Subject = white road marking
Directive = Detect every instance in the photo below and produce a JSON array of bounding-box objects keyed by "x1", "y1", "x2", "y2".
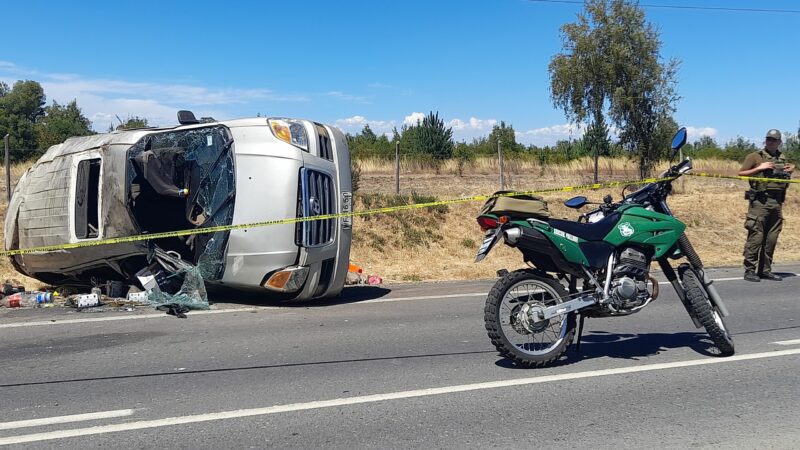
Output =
[
  {"x1": 0, "y1": 308, "x2": 263, "y2": 329},
  {"x1": 772, "y1": 339, "x2": 800, "y2": 346},
  {"x1": 1, "y1": 348, "x2": 798, "y2": 446},
  {"x1": 0, "y1": 409, "x2": 135, "y2": 431},
  {"x1": 657, "y1": 276, "x2": 744, "y2": 285},
  {"x1": 358, "y1": 292, "x2": 486, "y2": 303}
]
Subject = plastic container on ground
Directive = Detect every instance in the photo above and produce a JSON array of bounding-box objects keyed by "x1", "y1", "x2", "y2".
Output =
[{"x1": 1, "y1": 291, "x2": 53, "y2": 308}]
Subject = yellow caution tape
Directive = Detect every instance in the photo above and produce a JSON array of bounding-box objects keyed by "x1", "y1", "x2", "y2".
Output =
[
  {"x1": 689, "y1": 172, "x2": 800, "y2": 184},
  {"x1": 0, "y1": 176, "x2": 674, "y2": 257}
]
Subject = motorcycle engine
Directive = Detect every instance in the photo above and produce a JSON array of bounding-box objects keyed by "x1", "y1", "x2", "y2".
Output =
[{"x1": 608, "y1": 248, "x2": 652, "y2": 311}]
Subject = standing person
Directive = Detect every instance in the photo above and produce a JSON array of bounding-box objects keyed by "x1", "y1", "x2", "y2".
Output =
[{"x1": 738, "y1": 129, "x2": 795, "y2": 282}]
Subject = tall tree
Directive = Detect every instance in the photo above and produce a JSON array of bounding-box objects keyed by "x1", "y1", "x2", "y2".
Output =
[
  {"x1": 582, "y1": 116, "x2": 610, "y2": 181},
  {"x1": 549, "y1": 0, "x2": 679, "y2": 178},
  {"x1": 35, "y1": 100, "x2": 95, "y2": 149},
  {"x1": 416, "y1": 111, "x2": 454, "y2": 162},
  {"x1": 0, "y1": 80, "x2": 46, "y2": 152},
  {"x1": 488, "y1": 121, "x2": 521, "y2": 154}
]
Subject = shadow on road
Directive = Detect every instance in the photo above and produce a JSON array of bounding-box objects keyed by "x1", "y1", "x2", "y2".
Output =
[
  {"x1": 773, "y1": 272, "x2": 797, "y2": 279},
  {"x1": 206, "y1": 285, "x2": 393, "y2": 307},
  {"x1": 495, "y1": 331, "x2": 723, "y2": 370}
]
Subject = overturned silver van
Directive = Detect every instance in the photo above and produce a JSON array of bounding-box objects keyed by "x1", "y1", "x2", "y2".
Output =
[{"x1": 4, "y1": 112, "x2": 352, "y2": 300}]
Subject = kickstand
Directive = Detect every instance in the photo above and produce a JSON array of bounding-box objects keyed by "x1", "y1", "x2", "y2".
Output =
[{"x1": 575, "y1": 314, "x2": 586, "y2": 352}]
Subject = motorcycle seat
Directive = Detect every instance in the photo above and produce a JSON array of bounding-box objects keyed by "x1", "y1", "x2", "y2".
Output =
[{"x1": 548, "y1": 212, "x2": 621, "y2": 242}]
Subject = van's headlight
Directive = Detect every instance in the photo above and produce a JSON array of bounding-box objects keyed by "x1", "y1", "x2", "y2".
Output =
[{"x1": 269, "y1": 118, "x2": 309, "y2": 151}]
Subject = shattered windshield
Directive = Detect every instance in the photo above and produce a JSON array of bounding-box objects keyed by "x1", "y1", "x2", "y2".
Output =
[{"x1": 127, "y1": 125, "x2": 235, "y2": 280}]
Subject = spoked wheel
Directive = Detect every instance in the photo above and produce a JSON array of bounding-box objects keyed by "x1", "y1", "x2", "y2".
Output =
[
  {"x1": 484, "y1": 270, "x2": 576, "y2": 367},
  {"x1": 682, "y1": 269, "x2": 735, "y2": 356}
]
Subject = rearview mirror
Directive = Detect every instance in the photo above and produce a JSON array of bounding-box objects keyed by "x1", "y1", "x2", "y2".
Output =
[
  {"x1": 564, "y1": 196, "x2": 588, "y2": 209},
  {"x1": 671, "y1": 127, "x2": 687, "y2": 150}
]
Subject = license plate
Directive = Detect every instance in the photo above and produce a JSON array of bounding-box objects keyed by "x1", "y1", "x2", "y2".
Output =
[
  {"x1": 475, "y1": 228, "x2": 502, "y2": 262},
  {"x1": 341, "y1": 192, "x2": 352, "y2": 229}
]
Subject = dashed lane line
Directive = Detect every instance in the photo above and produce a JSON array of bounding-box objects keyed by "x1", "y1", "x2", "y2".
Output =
[{"x1": 0, "y1": 409, "x2": 135, "y2": 431}]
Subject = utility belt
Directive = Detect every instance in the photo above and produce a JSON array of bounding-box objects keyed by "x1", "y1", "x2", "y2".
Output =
[{"x1": 745, "y1": 190, "x2": 786, "y2": 203}]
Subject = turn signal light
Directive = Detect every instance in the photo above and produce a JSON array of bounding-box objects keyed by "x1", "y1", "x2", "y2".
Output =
[{"x1": 266, "y1": 271, "x2": 292, "y2": 290}]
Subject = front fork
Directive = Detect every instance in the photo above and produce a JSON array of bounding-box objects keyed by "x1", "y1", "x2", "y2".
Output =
[
  {"x1": 658, "y1": 234, "x2": 731, "y2": 328},
  {"x1": 657, "y1": 259, "x2": 702, "y2": 328}
]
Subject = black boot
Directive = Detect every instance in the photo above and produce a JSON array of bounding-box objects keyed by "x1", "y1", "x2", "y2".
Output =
[
  {"x1": 744, "y1": 271, "x2": 761, "y2": 282},
  {"x1": 759, "y1": 272, "x2": 782, "y2": 281}
]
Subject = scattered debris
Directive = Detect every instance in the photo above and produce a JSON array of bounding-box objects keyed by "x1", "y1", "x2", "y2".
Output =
[{"x1": 344, "y1": 261, "x2": 383, "y2": 285}]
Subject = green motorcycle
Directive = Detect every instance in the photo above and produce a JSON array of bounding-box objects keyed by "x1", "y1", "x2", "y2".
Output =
[{"x1": 476, "y1": 128, "x2": 734, "y2": 367}]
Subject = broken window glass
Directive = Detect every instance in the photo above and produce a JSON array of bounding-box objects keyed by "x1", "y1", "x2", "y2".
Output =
[{"x1": 127, "y1": 126, "x2": 236, "y2": 281}]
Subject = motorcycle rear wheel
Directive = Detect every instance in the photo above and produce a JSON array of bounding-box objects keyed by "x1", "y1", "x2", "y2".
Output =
[
  {"x1": 682, "y1": 269, "x2": 735, "y2": 356},
  {"x1": 484, "y1": 270, "x2": 576, "y2": 367}
]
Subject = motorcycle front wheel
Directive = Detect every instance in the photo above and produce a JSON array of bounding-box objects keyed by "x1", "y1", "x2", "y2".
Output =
[
  {"x1": 682, "y1": 269, "x2": 735, "y2": 356},
  {"x1": 484, "y1": 270, "x2": 576, "y2": 367}
]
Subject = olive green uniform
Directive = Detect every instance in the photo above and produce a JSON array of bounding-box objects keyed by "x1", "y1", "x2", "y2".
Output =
[{"x1": 741, "y1": 149, "x2": 789, "y2": 275}]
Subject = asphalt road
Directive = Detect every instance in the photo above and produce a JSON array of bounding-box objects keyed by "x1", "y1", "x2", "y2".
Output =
[{"x1": 1, "y1": 264, "x2": 798, "y2": 449}]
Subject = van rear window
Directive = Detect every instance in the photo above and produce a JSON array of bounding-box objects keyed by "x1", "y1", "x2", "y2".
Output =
[{"x1": 75, "y1": 158, "x2": 101, "y2": 239}]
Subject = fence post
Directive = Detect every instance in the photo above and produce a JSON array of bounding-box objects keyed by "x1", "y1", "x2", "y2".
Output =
[
  {"x1": 394, "y1": 141, "x2": 400, "y2": 194},
  {"x1": 498, "y1": 140, "x2": 505, "y2": 190},
  {"x1": 4, "y1": 134, "x2": 10, "y2": 203}
]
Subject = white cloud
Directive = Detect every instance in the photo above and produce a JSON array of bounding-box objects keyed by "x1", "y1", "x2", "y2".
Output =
[
  {"x1": 403, "y1": 112, "x2": 425, "y2": 127},
  {"x1": 0, "y1": 61, "x2": 308, "y2": 131},
  {"x1": 334, "y1": 115, "x2": 397, "y2": 135},
  {"x1": 516, "y1": 123, "x2": 588, "y2": 146},
  {"x1": 327, "y1": 91, "x2": 370, "y2": 104},
  {"x1": 685, "y1": 126, "x2": 718, "y2": 142},
  {"x1": 448, "y1": 117, "x2": 498, "y2": 132}
]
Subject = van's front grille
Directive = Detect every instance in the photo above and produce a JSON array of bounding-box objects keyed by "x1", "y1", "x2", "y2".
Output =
[
  {"x1": 298, "y1": 168, "x2": 335, "y2": 247},
  {"x1": 315, "y1": 124, "x2": 334, "y2": 161}
]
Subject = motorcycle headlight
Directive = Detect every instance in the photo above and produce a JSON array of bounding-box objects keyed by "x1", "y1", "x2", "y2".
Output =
[{"x1": 269, "y1": 118, "x2": 309, "y2": 151}]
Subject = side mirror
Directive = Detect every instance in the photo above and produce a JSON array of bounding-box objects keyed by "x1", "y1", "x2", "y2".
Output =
[
  {"x1": 671, "y1": 127, "x2": 687, "y2": 150},
  {"x1": 564, "y1": 196, "x2": 588, "y2": 209}
]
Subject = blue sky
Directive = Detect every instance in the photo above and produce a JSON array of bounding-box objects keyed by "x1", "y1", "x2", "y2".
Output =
[{"x1": 1, "y1": 0, "x2": 798, "y2": 146}]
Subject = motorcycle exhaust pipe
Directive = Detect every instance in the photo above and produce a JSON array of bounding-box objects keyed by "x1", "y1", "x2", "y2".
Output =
[{"x1": 503, "y1": 227, "x2": 522, "y2": 245}]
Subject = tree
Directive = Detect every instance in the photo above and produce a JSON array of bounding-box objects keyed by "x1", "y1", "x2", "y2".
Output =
[
  {"x1": 0, "y1": 80, "x2": 46, "y2": 152},
  {"x1": 453, "y1": 142, "x2": 475, "y2": 176},
  {"x1": 694, "y1": 135, "x2": 719, "y2": 151},
  {"x1": 35, "y1": 100, "x2": 94, "y2": 149},
  {"x1": 360, "y1": 124, "x2": 377, "y2": 143},
  {"x1": 488, "y1": 121, "x2": 522, "y2": 155},
  {"x1": 582, "y1": 116, "x2": 610, "y2": 181},
  {"x1": 549, "y1": 0, "x2": 679, "y2": 178},
  {"x1": 415, "y1": 111, "x2": 454, "y2": 161},
  {"x1": 115, "y1": 115, "x2": 149, "y2": 130}
]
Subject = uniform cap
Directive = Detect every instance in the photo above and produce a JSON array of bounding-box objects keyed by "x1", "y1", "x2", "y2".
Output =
[{"x1": 766, "y1": 129, "x2": 782, "y2": 140}]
